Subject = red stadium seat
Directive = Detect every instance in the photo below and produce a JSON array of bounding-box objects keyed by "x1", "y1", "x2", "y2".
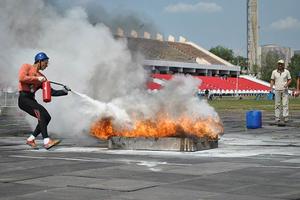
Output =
[{"x1": 148, "y1": 74, "x2": 270, "y2": 93}]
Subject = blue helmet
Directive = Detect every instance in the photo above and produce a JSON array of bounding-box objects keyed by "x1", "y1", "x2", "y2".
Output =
[{"x1": 34, "y1": 52, "x2": 49, "y2": 63}]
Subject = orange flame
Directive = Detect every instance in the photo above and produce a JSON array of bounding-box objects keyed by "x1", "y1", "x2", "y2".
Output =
[{"x1": 90, "y1": 114, "x2": 223, "y2": 140}]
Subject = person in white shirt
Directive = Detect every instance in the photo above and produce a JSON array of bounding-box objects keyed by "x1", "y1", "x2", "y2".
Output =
[
  {"x1": 270, "y1": 59, "x2": 292, "y2": 123},
  {"x1": 296, "y1": 72, "x2": 300, "y2": 97}
]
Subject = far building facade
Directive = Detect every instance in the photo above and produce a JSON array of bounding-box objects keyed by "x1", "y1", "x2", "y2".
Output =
[
  {"x1": 294, "y1": 50, "x2": 300, "y2": 56},
  {"x1": 260, "y1": 44, "x2": 294, "y2": 67}
]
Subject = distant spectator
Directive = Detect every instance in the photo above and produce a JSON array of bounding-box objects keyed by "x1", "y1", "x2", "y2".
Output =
[
  {"x1": 297, "y1": 71, "x2": 300, "y2": 91},
  {"x1": 208, "y1": 93, "x2": 213, "y2": 101},
  {"x1": 295, "y1": 71, "x2": 300, "y2": 97},
  {"x1": 267, "y1": 91, "x2": 275, "y2": 100},
  {"x1": 270, "y1": 59, "x2": 292, "y2": 123},
  {"x1": 204, "y1": 89, "x2": 209, "y2": 99}
]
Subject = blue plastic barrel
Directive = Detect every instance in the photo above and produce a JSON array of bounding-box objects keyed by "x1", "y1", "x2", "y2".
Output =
[{"x1": 246, "y1": 110, "x2": 262, "y2": 129}]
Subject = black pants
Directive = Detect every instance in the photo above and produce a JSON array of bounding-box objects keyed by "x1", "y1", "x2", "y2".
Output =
[{"x1": 18, "y1": 92, "x2": 51, "y2": 138}]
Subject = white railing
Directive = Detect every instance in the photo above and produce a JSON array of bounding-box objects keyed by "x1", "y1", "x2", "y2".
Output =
[{"x1": 0, "y1": 90, "x2": 18, "y2": 107}]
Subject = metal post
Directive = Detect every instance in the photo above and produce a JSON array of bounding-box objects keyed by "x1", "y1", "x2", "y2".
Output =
[
  {"x1": 4, "y1": 91, "x2": 7, "y2": 107},
  {"x1": 236, "y1": 72, "x2": 239, "y2": 97}
]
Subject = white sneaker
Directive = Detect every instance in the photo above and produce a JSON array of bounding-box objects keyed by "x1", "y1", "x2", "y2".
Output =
[{"x1": 44, "y1": 139, "x2": 61, "y2": 150}]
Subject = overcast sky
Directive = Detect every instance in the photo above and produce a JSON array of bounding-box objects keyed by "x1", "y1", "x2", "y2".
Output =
[{"x1": 83, "y1": 0, "x2": 299, "y2": 57}]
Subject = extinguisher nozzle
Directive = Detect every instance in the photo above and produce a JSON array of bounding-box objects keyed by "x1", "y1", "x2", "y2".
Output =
[{"x1": 64, "y1": 85, "x2": 71, "y2": 91}]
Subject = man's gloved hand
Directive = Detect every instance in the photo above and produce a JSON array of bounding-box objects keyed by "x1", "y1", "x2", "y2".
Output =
[
  {"x1": 64, "y1": 85, "x2": 71, "y2": 91},
  {"x1": 37, "y1": 76, "x2": 46, "y2": 82}
]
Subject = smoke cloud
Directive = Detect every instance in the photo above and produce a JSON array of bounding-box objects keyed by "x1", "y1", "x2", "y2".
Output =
[
  {"x1": 0, "y1": 0, "x2": 220, "y2": 142},
  {"x1": 47, "y1": 0, "x2": 159, "y2": 36}
]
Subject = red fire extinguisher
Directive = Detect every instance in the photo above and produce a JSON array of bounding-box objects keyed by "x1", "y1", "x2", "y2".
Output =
[{"x1": 42, "y1": 81, "x2": 51, "y2": 103}]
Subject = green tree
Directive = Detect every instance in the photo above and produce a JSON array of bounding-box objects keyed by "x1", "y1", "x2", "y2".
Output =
[
  {"x1": 288, "y1": 54, "x2": 300, "y2": 88},
  {"x1": 233, "y1": 55, "x2": 247, "y2": 67},
  {"x1": 252, "y1": 64, "x2": 259, "y2": 76},
  {"x1": 260, "y1": 51, "x2": 280, "y2": 82},
  {"x1": 209, "y1": 45, "x2": 234, "y2": 63}
]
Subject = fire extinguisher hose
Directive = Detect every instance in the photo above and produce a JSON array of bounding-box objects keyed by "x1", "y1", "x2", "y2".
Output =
[
  {"x1": 49, "y1": 81, "x2": 66, "y2": 87},
  {"x1": 49, "y1": 81, "x2": 71, "y2": 92}
]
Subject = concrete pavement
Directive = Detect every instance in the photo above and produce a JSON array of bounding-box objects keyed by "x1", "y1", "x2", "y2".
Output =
[{"x1": 0, "y1": 107, "x2": 299, "y2": 200}]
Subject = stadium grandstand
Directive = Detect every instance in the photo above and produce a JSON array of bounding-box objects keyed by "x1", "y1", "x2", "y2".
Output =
[
  {"x1": 148, "y1": 74, "x2": 270, "y2": 96},
  {"x1": 116, "y1": 28, "x2": 271, "y2": 96}
]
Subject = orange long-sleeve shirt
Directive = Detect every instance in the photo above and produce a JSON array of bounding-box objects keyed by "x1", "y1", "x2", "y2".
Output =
[{"x1": 18, "y1": 64, "x2": 47, "y2": 93}]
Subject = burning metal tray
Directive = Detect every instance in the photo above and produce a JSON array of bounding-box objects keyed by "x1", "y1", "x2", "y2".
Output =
[{"x1": 108, "y1": 136, "x2": 218, "y2": 152}]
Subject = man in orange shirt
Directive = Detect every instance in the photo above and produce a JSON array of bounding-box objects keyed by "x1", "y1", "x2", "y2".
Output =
[{"x1": 18, "y1": 52, "x2": 69, "y2": 149}]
